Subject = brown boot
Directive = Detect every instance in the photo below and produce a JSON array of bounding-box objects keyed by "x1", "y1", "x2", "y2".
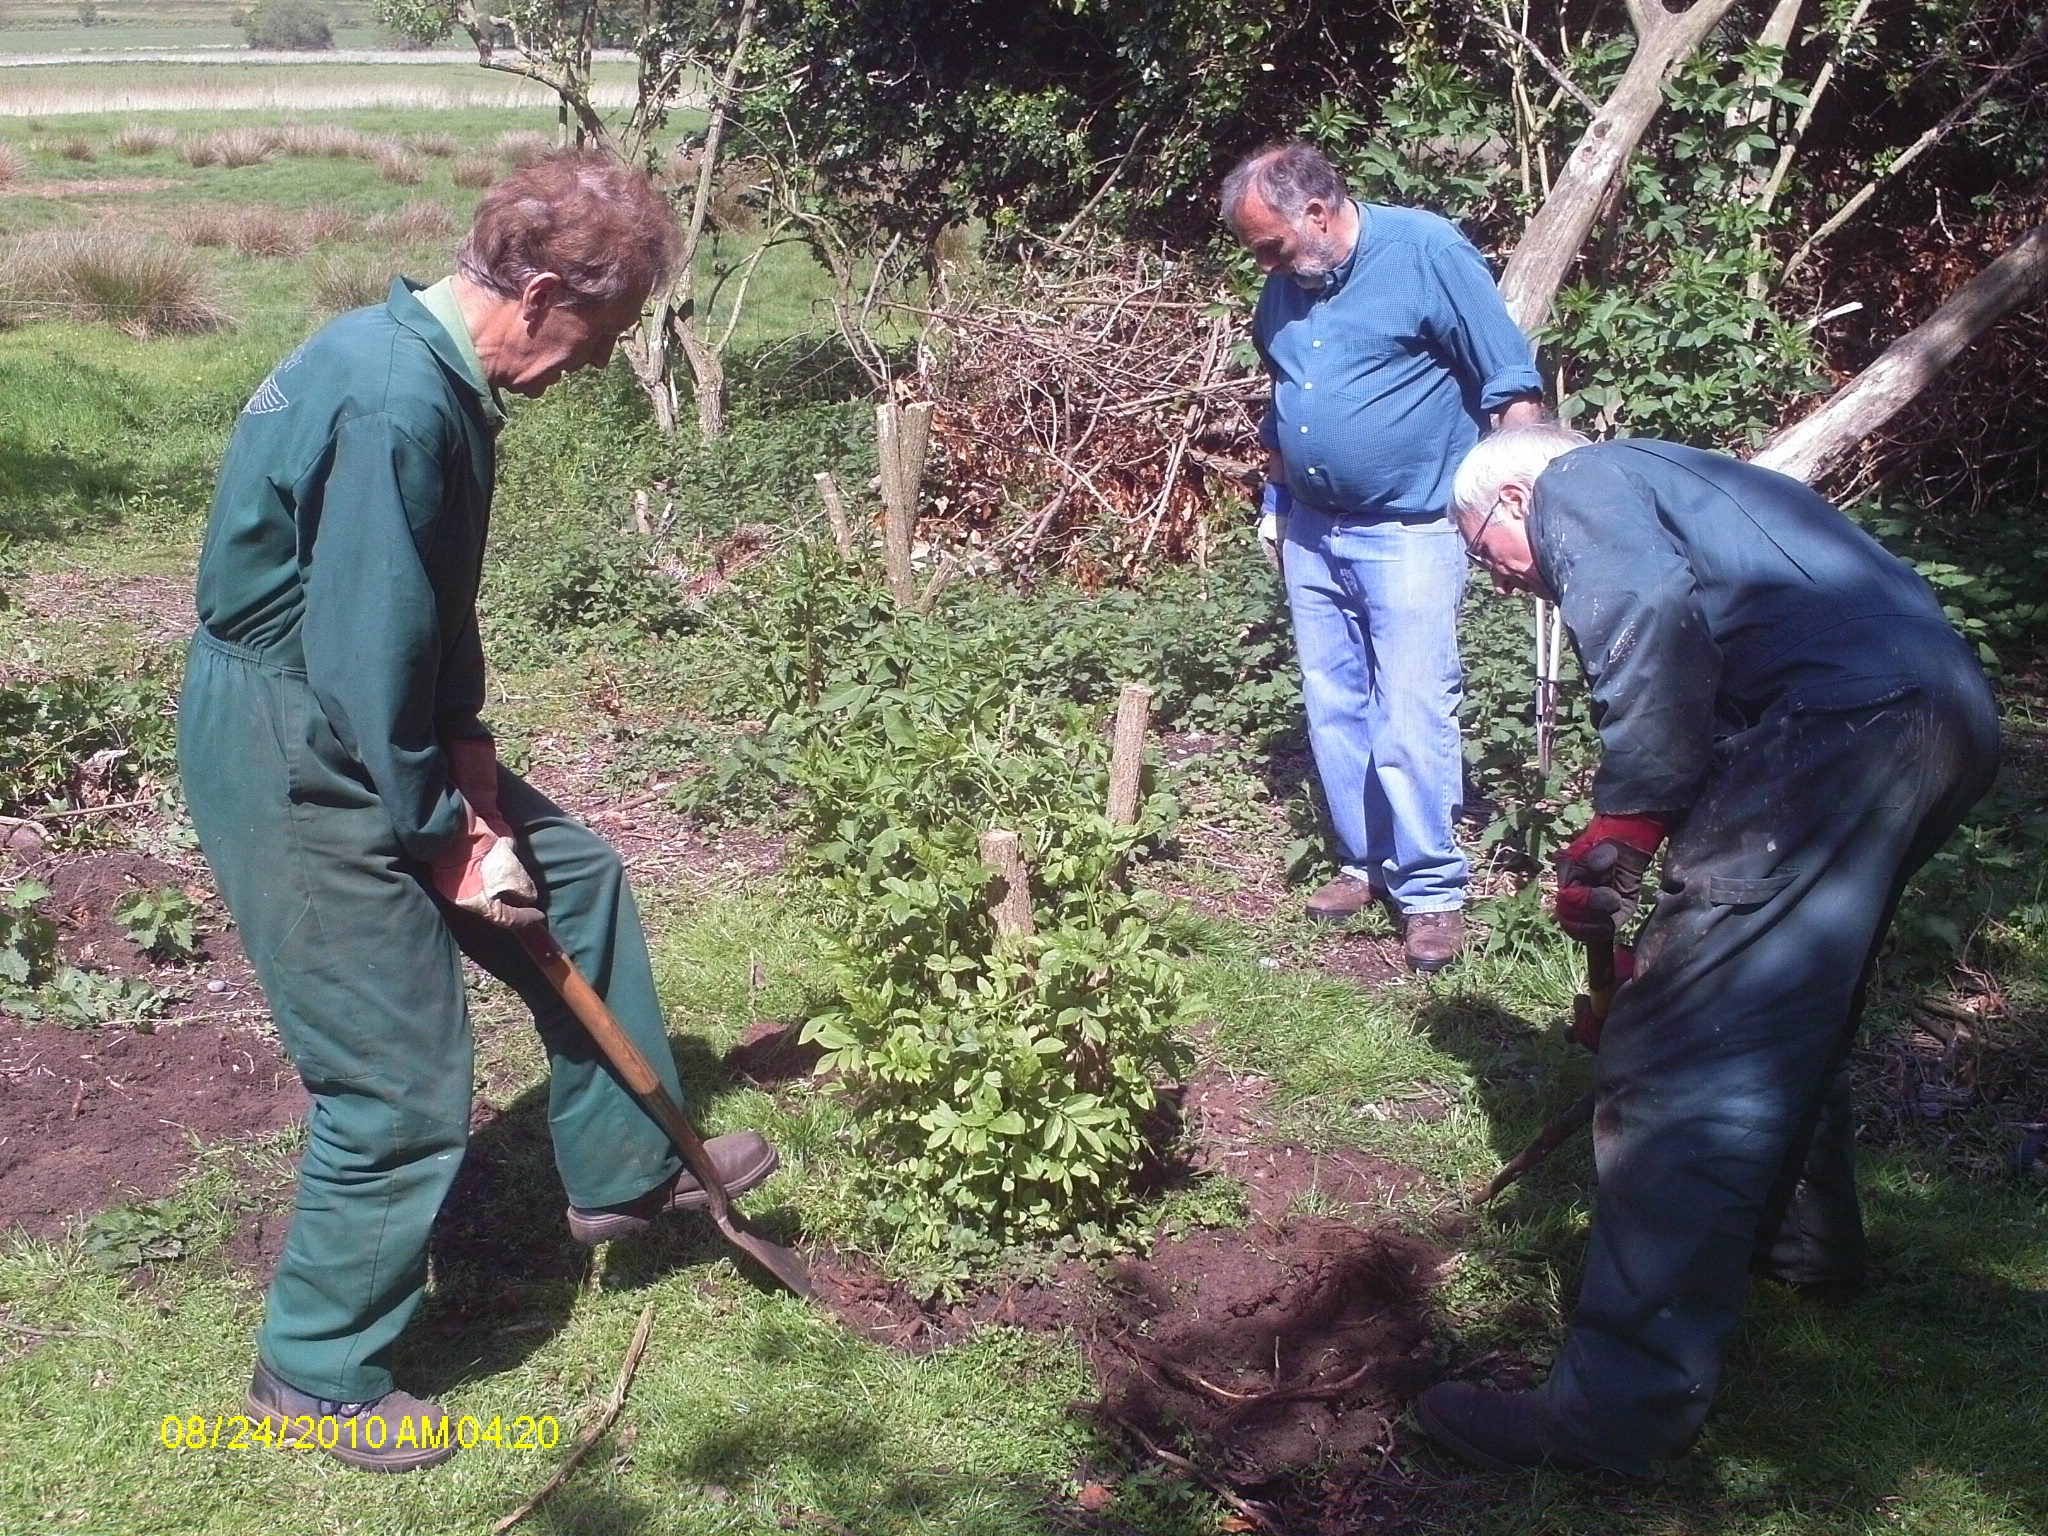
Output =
[
  {"x1": 566, "y1": 1130, "x2": 780, "y2": 1244},
  {"x1": 1402, "y1": 910, "x2": 1465, "y2": 973},
  {"x1": 245, "y1": 1361, "x2": 457, "y2": 1473},
  {"x1": 1304, "y1": 876, "x2": 1390, "y2": 923}
]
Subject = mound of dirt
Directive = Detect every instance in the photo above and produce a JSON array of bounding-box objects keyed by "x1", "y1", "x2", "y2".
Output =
[{"x1": 1088, "y1": 1220, "x2": 1439, "y2": 1481}]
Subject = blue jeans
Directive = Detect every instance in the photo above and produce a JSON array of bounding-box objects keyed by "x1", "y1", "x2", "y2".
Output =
[{"x1": 1282, "y1": 507, "x2": 1468, "y2": 913}]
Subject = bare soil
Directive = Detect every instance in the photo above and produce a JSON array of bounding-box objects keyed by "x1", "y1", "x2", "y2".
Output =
[{"x1": 0, "y1": 1018, "x2": 303, "y2": 1237}]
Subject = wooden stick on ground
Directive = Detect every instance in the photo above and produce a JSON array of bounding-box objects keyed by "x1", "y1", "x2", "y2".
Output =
[
  {"x1": 1110, "y1": 1411, "x2": 1283, "y2": 1536},
  {"x1": 493, "y1": 1302, "x2": 656, "y2": 1535}
]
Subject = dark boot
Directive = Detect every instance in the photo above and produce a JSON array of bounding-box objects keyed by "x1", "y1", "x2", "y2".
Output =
[
  {"x1": 1416, "y1": 1383, "x2": 1610, "y2": 1474},
  {"x1": 566, "y1": 1130, "x2": 780, "y2": 1244},
  {"x1": 245, "y1": 1360, "x2": 456, "y2": 1472}
]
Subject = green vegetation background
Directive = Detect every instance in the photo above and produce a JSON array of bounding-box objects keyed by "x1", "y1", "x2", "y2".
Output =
[{"x1": 0, "y1": 75, "x2": 2044, "y2": 1536}]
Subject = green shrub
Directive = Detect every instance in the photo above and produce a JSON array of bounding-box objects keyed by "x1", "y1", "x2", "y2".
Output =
[
  {"x1": 0, "y1": 670, "x2": 178, "y2": 821},
  {"x1": 0, "y1": 882, "x2": 59, "y2": 992},
  {"x1": 244, "y1": 0, "x2": 333, "y2": 50},
  {"x1": 795, "y1": 639, "x2": 1193, "y2": 1294}
]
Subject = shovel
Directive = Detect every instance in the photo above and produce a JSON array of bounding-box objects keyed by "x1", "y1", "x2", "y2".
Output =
[
  {"x1": 1472, "y1": 936, "x2": 1614, "y2": 1205},
  {"x1": 511, "y1": 915, "x2": 815, "y2": 1300}
]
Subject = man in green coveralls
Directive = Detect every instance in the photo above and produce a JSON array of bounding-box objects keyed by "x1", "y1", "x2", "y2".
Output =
[{"x1": 181, "y1": 153, "x2": 781, "y2": 1472}]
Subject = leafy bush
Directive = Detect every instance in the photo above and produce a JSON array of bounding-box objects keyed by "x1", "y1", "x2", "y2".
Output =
[
  {"x1": 791, "y1": 613, "x2": 1193, "y2": 1291},
  {"x1": 244, "y1": 0, "x2": 334, "y2": 50},
  {"x1": 0, "y1": 671, "x2": 177, "y2": 820},
  {"x1": 114, "y1": 887, "x2": 200, "y2": 962},
  {"x1": 86, "y1": 1199, "x2": 202, "y2": 1273},
  {"x1": 0, "y1": 882, "x2": 59, "y2": 992}
]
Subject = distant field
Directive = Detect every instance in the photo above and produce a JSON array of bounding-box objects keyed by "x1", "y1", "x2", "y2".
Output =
[{"x1": 0, "y1": 59, "x2": 644, "y2": 115}]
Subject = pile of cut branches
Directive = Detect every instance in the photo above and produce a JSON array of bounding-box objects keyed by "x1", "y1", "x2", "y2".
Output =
[{"x1": 916, "y1": 240, "x2": 1264, "y2": 581}]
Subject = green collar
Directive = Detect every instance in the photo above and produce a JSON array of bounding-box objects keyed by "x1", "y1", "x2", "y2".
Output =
[{"x1": 392, "y1": 276, "x2": 506, "y2": 430}]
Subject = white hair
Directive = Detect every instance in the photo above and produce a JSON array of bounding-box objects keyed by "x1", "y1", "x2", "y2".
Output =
[{"x1": 1451, "y1": 423, "x2": 1591, "y2": 519}]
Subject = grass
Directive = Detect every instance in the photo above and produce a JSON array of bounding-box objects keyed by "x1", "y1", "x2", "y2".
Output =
[{"x1": 1, "y1": 81, "x2": 2044, "y2": 1536}]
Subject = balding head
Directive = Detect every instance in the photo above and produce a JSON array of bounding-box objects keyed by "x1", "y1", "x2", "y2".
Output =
[{"x1": 1219, "y1": 142, "x2": 1348, "y2": 230}]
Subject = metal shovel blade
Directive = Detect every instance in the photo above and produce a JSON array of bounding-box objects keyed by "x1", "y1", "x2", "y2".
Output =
[{"x1": 513, "y1": 916, "x2": 815, "y2": 1300}]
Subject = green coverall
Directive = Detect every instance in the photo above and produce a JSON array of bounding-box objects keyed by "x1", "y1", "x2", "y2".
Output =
[{"x1": 179, "y1": 279, "x2": 686, "y2": 1404}]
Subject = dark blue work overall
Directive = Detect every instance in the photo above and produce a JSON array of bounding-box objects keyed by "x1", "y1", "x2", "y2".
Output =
[{"x1": 1528, "y1": 441, "x2": 1999, "y2": 1471}]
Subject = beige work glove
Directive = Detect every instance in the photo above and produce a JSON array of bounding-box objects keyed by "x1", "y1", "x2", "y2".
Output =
[{"x1": 430, "y1": 737, "x2": 538, "y2": 927}]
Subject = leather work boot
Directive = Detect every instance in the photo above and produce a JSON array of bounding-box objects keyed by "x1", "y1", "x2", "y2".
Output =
[
  {"x1": 245, "y1": 1360, "x2": 456, "y2": 1472},
  {"x1": 1415, "y1": 1382, "x2": 1605, "y2": 1474},
  {"x1": 567, "y1": 1130, "x2": 781, "y2": 1244},
  {"x1": 1304, "y1": 876, "x2": 1391, "y2": 923},
  {"x1": 1403, "y1": 909, "x2": 1465, "y2": 973}
]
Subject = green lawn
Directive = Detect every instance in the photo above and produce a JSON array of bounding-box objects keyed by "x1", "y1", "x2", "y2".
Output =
[{"x1": 2, "y1": 83, "x2": 2045, "y2": 1536}]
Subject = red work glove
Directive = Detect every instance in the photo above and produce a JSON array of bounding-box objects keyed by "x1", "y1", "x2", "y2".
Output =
[
  {"x1": 1553, "y1": 813, "x2": 1668, "y2": 943},
  {"x1": 430, "y1": 737, "x2": 537, "y2": 928}
]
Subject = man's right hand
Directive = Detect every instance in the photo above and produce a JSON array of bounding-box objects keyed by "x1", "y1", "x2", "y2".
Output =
[
  {"x1": 432, "y1": 822, "x2": 538, "y2": 926},
  {"x1": 1258, "y1": 481, "x2": 1291, "y2": 572},
  {"x1": 432, "y1": 737, "x2": 538, "y2": 926}
]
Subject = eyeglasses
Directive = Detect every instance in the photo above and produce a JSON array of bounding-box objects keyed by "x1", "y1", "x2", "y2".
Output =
[{"x1": 1461, "y1": 494, "x2": 1506, "y2": 565}]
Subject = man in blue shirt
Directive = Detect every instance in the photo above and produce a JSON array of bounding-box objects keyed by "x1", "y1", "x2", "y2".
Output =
[{"x1": 1222, "y1": 142, "x2": 1543, "y2": 970}]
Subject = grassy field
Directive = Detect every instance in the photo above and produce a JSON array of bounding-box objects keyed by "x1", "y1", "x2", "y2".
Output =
[{"x1": 2, "y1": 70, "x2": 2046, "y2": 1536}]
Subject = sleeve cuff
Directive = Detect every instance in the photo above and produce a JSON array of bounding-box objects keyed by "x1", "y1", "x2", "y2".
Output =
[{"x1": 1479, "y1": 365, "x2": 1545, "y2": 413}]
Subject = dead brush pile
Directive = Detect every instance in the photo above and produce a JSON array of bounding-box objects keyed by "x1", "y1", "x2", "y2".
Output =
[{"x1": 920, "y1": 242, "x2": 1262, "y2": 579}]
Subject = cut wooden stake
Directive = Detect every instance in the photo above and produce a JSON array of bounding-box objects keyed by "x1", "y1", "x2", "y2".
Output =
[
  {"x1": 979, "y1": 829, "x2": 1035, "y2": 940},
  {"x1": 493, "y1": 1302, "x2": 656, "y2": 1534},
  {"x1": 876, "y1": 400, "x2": 934, "y2": 606},
  {"x1": 813, "y1": 470, "x2": 853, "y2": 558},
  {"x1": 1105, "y1": 682, "x2": 1155, "y2": 827}
]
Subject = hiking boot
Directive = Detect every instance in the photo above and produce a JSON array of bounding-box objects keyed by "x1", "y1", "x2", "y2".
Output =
[
  {"x1": 1304, "y1": 876, "x2": 1390, "y2": 923},
  {"x1": 245, "y1": 1360, "x2": 456, "y2": 1473},
  {"x1": 1416, "y1": 1382, "x2": 1605, "y2": 1474},
  {"x1": 1403, "y1": 909, "x2": 1465, "y2": 973},
  {"x1": 566, "y1": 1130, "x2": 781, "y2": 1244}
]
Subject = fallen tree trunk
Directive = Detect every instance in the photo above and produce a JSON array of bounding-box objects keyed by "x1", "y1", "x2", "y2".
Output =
[
  {"x1": 1499, "y1": 0, "x2": 1742, "y2": 333},
  {"x1": 1752, "y1": 222, "x2": 2048, "y2": 485}
]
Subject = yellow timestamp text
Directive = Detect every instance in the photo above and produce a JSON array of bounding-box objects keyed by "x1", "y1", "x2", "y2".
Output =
[{"x1": 160, "y1": 1413, "x2": 560, "y2": 1453}]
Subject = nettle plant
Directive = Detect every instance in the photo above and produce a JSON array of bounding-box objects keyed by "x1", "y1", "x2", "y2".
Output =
[{"x1": 789, "y1": 615, "x2": 1193, "y2": 1291}]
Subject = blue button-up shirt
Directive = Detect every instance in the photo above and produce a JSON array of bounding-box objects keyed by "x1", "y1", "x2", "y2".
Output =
[{"x1": 1255, "y1": 203, "x2": 1541, "y2": 518}]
